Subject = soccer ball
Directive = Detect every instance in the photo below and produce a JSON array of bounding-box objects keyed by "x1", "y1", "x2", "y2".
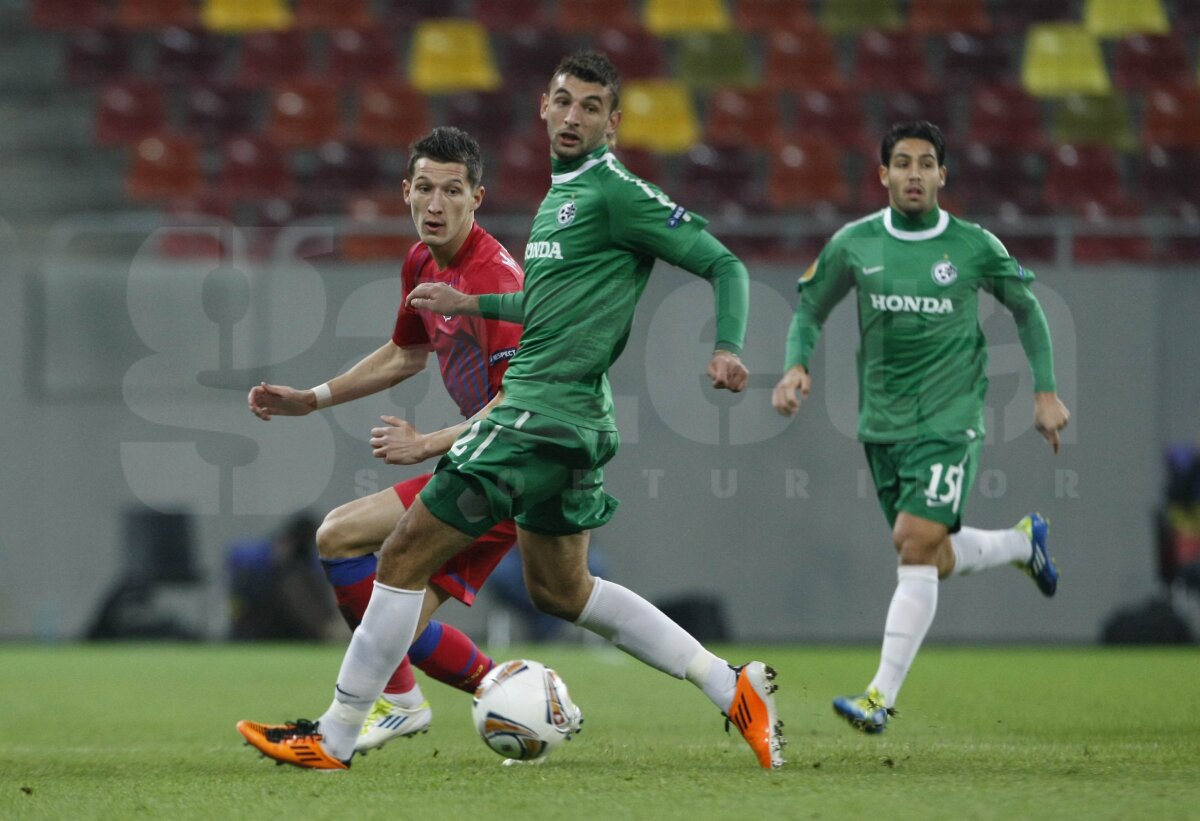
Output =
[{"x1": 471, "y1": 659, "x2": 582, "y2": 761}]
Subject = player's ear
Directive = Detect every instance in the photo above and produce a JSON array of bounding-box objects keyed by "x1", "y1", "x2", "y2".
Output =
[
  {"x1": 938, "y1": 166, "x2": 947, "y2": 188},
  {"x1": 471, "y1": 184, "x2": 484, "y2": 211},
  {"x1": 402, "y1": 178, "x2": 412, "y2": 204},
  {"x1": 539, "y1": 92, "x2": 549, "y2": 121},
  {"x1": 878, "y1": 164, "x2": 888, "y2": 186},
  {"x1": 605, "y1": 108, "x2": 621, "y2": 141}
]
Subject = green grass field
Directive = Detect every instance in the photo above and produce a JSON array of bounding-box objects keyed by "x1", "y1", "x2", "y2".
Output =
[{"x1": 2, "y1": 643, "x2": 1197, "y2": 819}]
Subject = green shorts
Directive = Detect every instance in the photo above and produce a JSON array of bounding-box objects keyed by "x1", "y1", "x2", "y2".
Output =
[
  {"x1": 419, "y1": 404, "x2": 620, "y2": 538},
  {"x1": 864, "y1": 437, "x2": 983, "y2": 532}
]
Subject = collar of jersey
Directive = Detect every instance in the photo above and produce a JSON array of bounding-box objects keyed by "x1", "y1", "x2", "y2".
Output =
[
  {"x1": 883, "y1": 206, "x2": 948, "y2": 241},
  {"x1": 550, "y1": 145, "x2": 611, "y2": 185}
]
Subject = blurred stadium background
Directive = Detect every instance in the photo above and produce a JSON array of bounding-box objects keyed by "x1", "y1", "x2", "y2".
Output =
[{"x1": 2, "y1": 0, "x2": 1198, "y2": 646}]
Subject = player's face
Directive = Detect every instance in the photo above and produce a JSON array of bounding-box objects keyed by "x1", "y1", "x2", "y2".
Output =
[
  {"x1": 403, "y1": 158, "x2": 483, "y2": 261},
  {"x1": 879, "y1": 138, "x2": 946, "y2": 216},
  {"x1": 541, "y1": 73, "x2": 620, "y2": 160}
]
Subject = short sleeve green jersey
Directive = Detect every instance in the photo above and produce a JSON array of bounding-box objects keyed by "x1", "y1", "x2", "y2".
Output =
[
  {"x1": 786, "y1": 206, "x2": 1056, "y2": 443},
  {"x1": 501, "y1": 144, "x2": 711, "y2": 430}
]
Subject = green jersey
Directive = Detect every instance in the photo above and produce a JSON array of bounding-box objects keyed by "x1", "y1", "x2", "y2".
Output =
[
  {"x1": 480, "y1": 144, "x2": 747, "y2": 431},
  {"x1": 786, "y1": 206, "x2": 1056, "y2": 443}
]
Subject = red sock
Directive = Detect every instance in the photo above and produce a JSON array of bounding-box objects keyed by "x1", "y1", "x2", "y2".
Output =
[
  {"x1": 408, "y1": 620, "x2": 494, "y2": 693},
  {"x1": 322, "y1": 556, "x2": 416, "y2": 696}
]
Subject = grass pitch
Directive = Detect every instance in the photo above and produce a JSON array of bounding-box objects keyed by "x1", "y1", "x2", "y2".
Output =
[{"x1": 2, "y1": 643, "x2": 1197, "y2": 820}]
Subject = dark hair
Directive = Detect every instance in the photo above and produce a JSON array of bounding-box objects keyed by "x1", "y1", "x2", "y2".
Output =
[
  {"x1": 881, "y1": 120, "x2": 946, "y2": 167},
  {"x1": 407, "y1": 126, "x2": 484, "y2": 187},
  {"x1": 550, "y1": 50, "x2": 621, "y2": 112}
]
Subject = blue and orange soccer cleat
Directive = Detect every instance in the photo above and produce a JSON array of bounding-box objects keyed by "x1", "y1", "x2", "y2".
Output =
[{"x1": 1015, "y1": 512, "x2": 1058, "y2": 597}]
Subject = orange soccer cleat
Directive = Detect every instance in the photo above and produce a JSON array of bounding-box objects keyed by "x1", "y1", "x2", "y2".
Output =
[
  {"x1": 725, "y1": 661, "x2": 786, "y2": 769},
  {"x1": 236, "y1": 719, "x2": 350, "y2": 771}
]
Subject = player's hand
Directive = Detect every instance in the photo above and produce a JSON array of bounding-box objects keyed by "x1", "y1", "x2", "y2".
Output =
[
  {"x1": 406, "y1": 282, "x2": 477, "y2": 316},
  {"x1": 707, "y1": 350, "x2": 748, "y2": 393},
  {"x1": 1034, "y1": 392, "x2": 1070, "y2": 454},
  {"x1": 771, "y1": 365, "x2": 811, "y2": 416},
  {"x1": 370, "y1": 415, "x2": 429, "y2": 464},
  {"x1": 247, "y1": 382, "x2": 315, "y2": 420}
]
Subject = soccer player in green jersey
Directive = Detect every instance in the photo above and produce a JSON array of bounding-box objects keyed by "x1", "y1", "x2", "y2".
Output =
[
  {"x1": 239, "y1": 52, "x2": 784, "y2": 770},
  {"x1": 772, "y1": 121, "x2": 1071, "y2": 734}
]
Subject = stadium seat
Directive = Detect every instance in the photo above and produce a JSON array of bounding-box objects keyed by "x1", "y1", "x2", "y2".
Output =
[
  {"x1": 381, "y1": 0, "x2": 451, "y2": 29},
  {"x1": 705, "y1": 87, "x2": 783, "y2": 148},
  {"x1": 474, "y1": 0, "x2": 548, "y2": 29},
  {"x1": 1048, "y1": 93, "x2": 1135, "y2": 151},
  {"x1": 954, "y1": 143, "x2": 1044, "y2": 213},
  {"x1": 235, "y1": 30, "x2": 311, "y2": 87},
  {"x1": 308, "y1": 140, "x2": 384, "y2": 195},
  {"x1": 907, "y1": 0, "x2": 990, "y2": 34},
  {"x1": 763, "y1": 28, "x2": 843, "y2": 92},
  {"x1": 819, "y1": 0, "x2": 901, "y2": 34},
  {"x1": 766, "y1": 137, "x2": 848, "y2": 211},
  {"x1": 967, "y1": 83, "x2": 1046, "y2": 150},
  {"x1": 791, "y1": 89, "x2": 871, "y2": 150},
  {"x1": 502, "y1": 25, "x2": 573, "y2": 91},
  {"x1": 30, "y1": 0, "x2": 107, "y2": 29},
  {"x1": 126, "y1": 133, "x2": 205, "y2": 201},
  {"x1": 677, "y1": 32, "x2": 755, "y2": 90},
  {"x1": 201, "y1": 0, "x2": 292, "y2": 32},
  {"x1": 1022, "y1": 23, "x2": 1111, "y2": 97},
  {"x1": 218, "y1": 135, "x2": 294, "y2": 198},
  {"x1": 880, "y1": 91, "x2": 951, "y2": 134},
  {"x1": 734, "y1": 0, "x2": 814, "y2": 34},
  {"x1": 986, "y1": 201, "x2": 1056, "y2": 262},
  {"x1": 556, "y1": 0, "x2": 639, "y2": 32},
  {"x1": 853, "y1": 31, "x2": 933, "y2": 92},
  {"x1": 153, "y1": 26, "x2": 224, "y2": 85},
  {"x1": 116, "y1": 0, "x2": 196, "y2": 29},
  {"x1": 1113, "y1": 35, "x2": 1191, "y2": 89},
  {"x1": 1083, "y1": 0, "x2": 1169, "y2": 37},
  {"x1": 643, "y1": 0, "x2": 730, "y2": 36},
  {"x1": 594, "y1": 27, "x2": 668, "y2": 80},
  {"x1": 354, "y1": 81, "x2": 429, "y2": 148},
  {"x1": 617, "y1": 80, "x2": 700, "y2": 154},
  {"x1": 1138, "y1": 146, "x2": 1200, "y2": 211},
  {"x1": 1043, "y1": 144, "x2": 1128, "y2": 210},
  {"x1": 610, "y1": 147, "x2": 661, "y2": 183},
  {"x1": 327, "y1": 26, "x2": 398, "y2": 84},
  {"x1": 342, "y1": 193, "x2": 417, "y2": 260},
  {"x1": 64, "y1": 28, "x2": 131, "y2": 84},
  {"x1": 183, "y1": 84, "x2": 259, "y2": 141},
  {"x1": 1072, "y1": 200, "x2": 1152, "y2": 263},
  {"x1": 94, "y1": 79, "x2": 167, "y2": 146},
  {"x1": 941, "y1": 32, "x2": 1019, "y2": 90},
  {"x1": 443, "y1": 91, "x2": 530, "y2": 150},
  {"x1": 679, "y1": 144, "x2": 764, "y2": 216},
  {"x1": 293, "y1": 0, "x2": 373, "y2": 30},
  {"x1": 409, "y1": 19, "x2": 500, "y2": 94},
  {"x1": 1142, "y1": 86, "x2": 1200, "y2": 149},
  {"x1": 495, "y1": 130, "x2": 553, "y2": 210},
  {"x1": 991, "y1": 0, "x2": 1075, "y2": 32},
  {"x1": 265, "y1": 80, "x2": 340, "y2": 148}
]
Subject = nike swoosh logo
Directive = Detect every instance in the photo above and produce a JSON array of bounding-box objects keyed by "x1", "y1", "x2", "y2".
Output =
[{"x1": 862, "y1": 266, "x2": 884, "y2": 275}]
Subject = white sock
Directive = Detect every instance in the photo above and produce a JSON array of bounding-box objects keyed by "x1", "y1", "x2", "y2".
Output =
[
  {"x1": 575, "y1": 578, "x2": 734, "y2": 710},
  {"x1": 950, "y1": 526, "x2": 1030, "y2": 576},
  {"x1": 868, "y1": 565, "x2": 938, "y2": 709},
  {"x1": 317, "y1": 582, "x2": 424, "y2": 760}
]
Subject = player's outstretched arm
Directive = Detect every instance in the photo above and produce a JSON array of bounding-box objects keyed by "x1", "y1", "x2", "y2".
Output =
[
  {"x1": 247, "y1": 382, "x2": 318, "y2": 420},
  {"x1": 370, "y1": 389, "x2": 507, "y2": 464},
  {"x1": 407, "y1": 282, "x2": 481, "y2": 316},
  {"x1": 1034, "y1": 391, "x2": 1070, "y2": 454},
  {"x1": 771, "y1": 364, "x2": 812, "y2": 417}
]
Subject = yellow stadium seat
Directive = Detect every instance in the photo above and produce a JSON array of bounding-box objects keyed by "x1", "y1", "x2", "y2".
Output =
[
  {"x1": 1083, "y1": 0, "x2": 1169, "y2": 37},
  {"x1": 1022, "y1": 23, "x2": 1111, "y2": 97},
  {"x1": 677, "y1": 32, "x2": 755, "y2": 90},
  {"x1": 1049, "y1": 93, "x2": 1136, "y2": 151},
  {"x1": 409, "y1": 19, "x2": 500, "y2": 94},
  {"x1": 643, "y1": 0, "x2": 730, "y2": 35},
  {"x1": 819, "y1": 0, "x2": 902, "y2": 34},
  {"x1": 201, "y1": 0, "x2": 291, "y2": 32},
  {"x1": 617, "y1": 80, "x2": 700, "y2": 154}
]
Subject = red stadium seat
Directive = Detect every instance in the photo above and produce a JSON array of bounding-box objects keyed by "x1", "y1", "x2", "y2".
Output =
[
  {"x1": 495, "y1": 130, "x2": 554, "y2": 210},
  {"x1": 474, "y1": 0, "x2": 548, "y2": 29},
  {"x1": 64, "y1": 28, "x2": 131, "y2": 84},
  {"x1": 1138, "y1": 146, "x2": 1200, "y2": 211},
  {"x1": 763, "y1": 28, "x2": 843, "y2": 92},
  {"x1": 126, "y1": 133, "x2": 205, "y2": 201},
  {"x1": 502, "y1": 25, "x2": 574, "y2": 91},
  {"x1": 308, "y1": 140, "x2": 384, "y2": 195},
  {"x1": 678, "y1": 144, "x2": 764, "y2": 217},
  {"x1": 705, "y1": 87, "x2": 783, "y2": 149},
  {"x1": 1142, "y1": 86, "x2": 1200, "y2": 149},
  {"x1": 183, "y1": 84, "x2": 259, "y2": 142},
  {"x1": 967, "y1": 83, "x2": 1047, "y2": 151},
  {"x1": 293, "y1": 0, "x2": 373, "y2": 30},
  {"x1": 235, "y1": 30, "x2": 311, "y2": 88},
  {"x1": 908, "y1": 0, "x2": 990, "y2": 33},
  {"x1": 218, "y1": 135, "x2": 295, "y2": 198},
  {"x1": 992, "y1": 0, "x2": 1075, "y2": 32},
  {"x1": 354, "y1": 81, "x2": 429, "y2": 149},
  {"x1": 734, "y1": 0, "x2": 815, "y2": 34},
  {"x1": 1072, "y1": 200, "x2": 1153, "y2": 264},
  {"x1": 880, "y1": 91, "x2": 952, "y2": 133},
  {"x1": 853, "y1": 31, "x2": 933, "y2": 92},
  {"x1": 594, "y1": 27, "x2": 668, "y2": 80},
  {"x1": 941, "y1": 31, "x2": 1019, "y2": 90},
  {"x1": 766, "y1": 137, "x2": 849, "y2": 211},
  {"x1": 1043, "y1": 144, "x2": 1128, "y2": 211},
  {"x1": 791, "y1": 90, "x2": 870, "y2": 151},
  {"x1": 115, "y1": 0, "x2": 196, "y2": 29},
  {"x1": 327, "y1": 26, "x2": 398, "y2": 84},
  {"x1": 342, "y1": 194, "x2": 418, "y2": 260},
  {"x1": 94, "y1": 79, "x2": 167, "y2": 145},
  {"x1": 610, "y1": 147, "x2": 661, "y2": 183},
  {"x1": 443, "y1": 91, "x2": 533, "y2": 151},
  {"x1": 953, "y1": 143, "x2": 1044, "y2": 213},
  {"x1": 265, "y1": 80, "x2": 340, "y2": 148},
  {"x1": 556, "y1": 0, "x2": 639, "y2": 33},
  {"x1": 1112, "y1": 35, "x2": 1191, "y2": 89},
  {"x1": 153, "y1": 27, "x2": 224, "y2": 85},
  {"x1": 31, "y1": 0, "x2": 107, "y2": 29}
]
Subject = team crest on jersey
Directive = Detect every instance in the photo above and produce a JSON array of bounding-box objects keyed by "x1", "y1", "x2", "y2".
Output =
[
  {"x1": 557, "y1": 201, "x2": 576, "y2": 226},
  {"x1": 931, "y1": 259, "x2": 958, "y2": 286}
]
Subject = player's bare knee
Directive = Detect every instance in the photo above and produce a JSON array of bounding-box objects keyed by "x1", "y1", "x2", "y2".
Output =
[
  {"x1": 526, "y1": 582, "x2": 585, "y2": 622},
  {"x1": 315, "y1": 514, "x2": 349, "y2": 559}
]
